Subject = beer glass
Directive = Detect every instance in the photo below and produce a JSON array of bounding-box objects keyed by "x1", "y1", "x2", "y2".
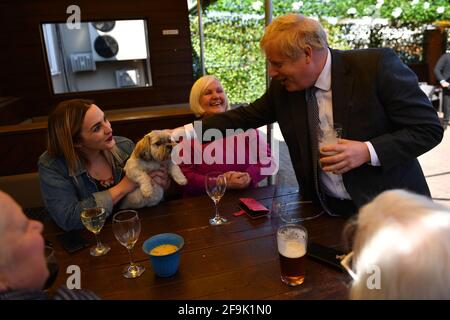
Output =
[
  {"x1": 319, "y1": 123, "x2": 343, "y2": 157},
  {"x1": 80, "y1": 207, "x2": 110, "y2": 256},
  {"x1": 43, "y1": 245, "x2": 59, "y2": 290},
  {"x1": 277, "y1": 224, "x2": 308, "y2": 286}
]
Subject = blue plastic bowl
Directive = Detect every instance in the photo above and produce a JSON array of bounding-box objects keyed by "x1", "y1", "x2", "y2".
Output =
[{"x1": 142, "y1": 233, "x2": 184, "y2": 277}]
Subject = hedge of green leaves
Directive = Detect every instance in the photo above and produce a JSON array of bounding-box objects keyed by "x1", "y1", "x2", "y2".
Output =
[
  {"x1": 190, "y1": 14, "x2": 266, "y2": 103},
  {"x1": 190, "y1": 0, "x2": 450, "y2": 104}
]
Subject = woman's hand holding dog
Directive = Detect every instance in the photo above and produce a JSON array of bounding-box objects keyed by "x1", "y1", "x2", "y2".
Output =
[
  {"x1": 110, "y1": 175, "x2": 138, "y2": 205},
  {"x1": 148, "y1": 164, "x2": 171, "y2": 191}
]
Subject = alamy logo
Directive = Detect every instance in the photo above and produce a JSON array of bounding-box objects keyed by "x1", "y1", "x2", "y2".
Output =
[
  {"x1": 66, "y1": 265, "x2": 81, "y2": 289},
  {"x1": 66, "y1": 5, "x2": 81, "y2": 30},
  {"x1": 171, "y1": 121, "x2": 279, "y2": 176},
  {"x1": 366, "y1": 264, "x2": 381, "y2": 290}
]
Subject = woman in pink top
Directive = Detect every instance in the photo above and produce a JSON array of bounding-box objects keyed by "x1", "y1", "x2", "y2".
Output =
[{"x1": 178, "y1": 75, "x2": 274, "y2": 197}]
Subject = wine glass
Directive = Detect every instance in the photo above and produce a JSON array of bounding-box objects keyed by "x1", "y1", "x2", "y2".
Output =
[
  {"x1": 43, "y1": 245, "x2": 59, "y2": 290},
  {"x1": 80, "y1": 207, "x2": 110, "y2": 256},
  {"x1": 205, "y1": 172, "x2": 227, "y2": 225},
  {"x1": 112, "y1": 210, "x2": 145, "y2": 278}
]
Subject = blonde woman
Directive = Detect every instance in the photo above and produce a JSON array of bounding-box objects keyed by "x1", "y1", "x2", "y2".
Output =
[
  {"x1": 346, "y1": 189, "x2": 450, "y2": 299},
  {"x1": 178, "y1": 75, "x2": 273, "y2": 197}
]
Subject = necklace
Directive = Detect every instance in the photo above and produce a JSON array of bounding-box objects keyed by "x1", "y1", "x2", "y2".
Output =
[{"x1": 87, "y1": 153, "x2": 112, "y2": 180}]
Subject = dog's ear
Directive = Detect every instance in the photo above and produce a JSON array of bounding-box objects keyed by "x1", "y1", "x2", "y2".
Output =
[
  {"x1": 132, "y1": 139, "x2": 144, "y2": 158},
  {"x1": 143, "y1": 135, "x2": 153, "y2": 160},
  {"x1": 146, "y1": 131, "x2": 159, "y2": 143}
]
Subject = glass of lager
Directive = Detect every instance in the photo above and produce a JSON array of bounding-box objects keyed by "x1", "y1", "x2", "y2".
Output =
[
  {"x1": 277, "y1": 224, "x2": 308, "y2": 286},
  {"x1": 319, "y1": 123, "x2": 343, "y2": 157}
]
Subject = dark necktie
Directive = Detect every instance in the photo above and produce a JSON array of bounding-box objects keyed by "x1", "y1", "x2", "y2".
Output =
[{"x1": 305, "y1": 87, "x2": 337, "y2": 216}]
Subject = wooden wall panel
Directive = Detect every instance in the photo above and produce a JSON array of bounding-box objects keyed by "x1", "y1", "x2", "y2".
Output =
[
  {"x1": 0, "y1": 0, "x2": 194, "y2": 123},
  {"x1": 0, "y1": 128, "x2": 48, "y2": 176}
]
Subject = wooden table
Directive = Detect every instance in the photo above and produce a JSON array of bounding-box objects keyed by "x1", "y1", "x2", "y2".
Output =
[{"x1": 43, "y1": 186, "x2": 351, "y2": 300}]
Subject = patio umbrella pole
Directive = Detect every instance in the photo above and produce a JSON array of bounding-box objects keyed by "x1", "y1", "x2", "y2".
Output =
[
  {"x1": 265, "y1": 0, "x2": 275, "y2": 185},
  {"x1": 197, "y1": 0, "x2": 206, "y2": 76}
]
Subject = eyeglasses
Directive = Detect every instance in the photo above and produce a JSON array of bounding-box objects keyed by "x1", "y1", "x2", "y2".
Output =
[{"x1": 340, "y1": 251, "x2": 357, "y2": 280}]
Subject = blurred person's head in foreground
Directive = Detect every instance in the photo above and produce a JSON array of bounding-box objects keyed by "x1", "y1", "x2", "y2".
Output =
[
  {"x1": 0, "y1": 190, "x2": 48, "y2": 292},
  {"x1": 346, "y1": 189, "x2": 450, "y2": 300}
]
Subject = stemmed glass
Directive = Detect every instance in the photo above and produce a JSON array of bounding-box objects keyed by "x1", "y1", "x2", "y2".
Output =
[
  {"x1": 205, "y1": 172, "x2": 227, "y2": 225},
  {"x1": 80, "y1": 207, "x2": 110, "y2": 256},
  {"x1": 112, "y1": 210, "x2": 145, "y2": 278},
  {"x1": 43, "y1": 245, "x2": 59, "y2": 290}
]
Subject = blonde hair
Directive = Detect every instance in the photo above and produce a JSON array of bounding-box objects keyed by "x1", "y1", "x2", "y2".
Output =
[
  {"x1": 260, "y1": 13, "x2": 328, "y2": 60},
  {"x1": 348, "y1": 189, "x2": 450, "y2": 300},
  {"x1": 189, "y1": 75, "x2": 230, "y2": 118},
  {"x1": 47, "y1": 99, "x2": 121, "y2": 175}
]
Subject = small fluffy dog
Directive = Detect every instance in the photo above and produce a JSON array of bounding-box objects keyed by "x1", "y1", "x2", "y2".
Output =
[{"x1": 120, "y1": 130, "x2": 187, "y2": 209}]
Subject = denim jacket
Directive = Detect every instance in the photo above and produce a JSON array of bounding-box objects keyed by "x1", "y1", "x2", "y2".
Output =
[{"x1": 38, "y1": 136, "x2": 134, "y2": 231}]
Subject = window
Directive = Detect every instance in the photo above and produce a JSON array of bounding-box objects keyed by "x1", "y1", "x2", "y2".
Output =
[{"x1": 41, "y1": 19, "x2": 152, "y2": 94}]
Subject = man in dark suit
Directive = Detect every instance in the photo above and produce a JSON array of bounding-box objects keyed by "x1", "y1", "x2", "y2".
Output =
[
  {"x1": 173, "y1": 14, "x2": 443, "y2": 216},
  {"x1": 434, "y1": 52, "x2": 450, "y2": 129}
]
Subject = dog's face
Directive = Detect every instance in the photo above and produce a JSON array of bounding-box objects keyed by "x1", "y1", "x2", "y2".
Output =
[{"x1": 133, "y1": 130, "x2": 175, "y2": 162}]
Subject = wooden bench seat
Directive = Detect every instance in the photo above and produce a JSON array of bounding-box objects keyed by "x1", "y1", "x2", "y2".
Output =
[{"x1": 0, "y1": 172, "x2": 42, "y2": 209}]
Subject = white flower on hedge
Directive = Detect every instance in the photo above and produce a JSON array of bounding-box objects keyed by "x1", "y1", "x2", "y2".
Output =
[
  {"x1": 436, "y1": 6, "x2": 445, "y2": 14},
  {"x1": 423, "y1": 2, "x2": 430, "y2": 10},
  {"x1": 251, "y1": 1, "x2": 263, "y2": 11},
  {"x1": 292, "y1": 1, "x2": 304, "y2": 11},
  {"x1": 327, "y1": 17, "x2": 338, "y2": 25},
  {"x1": 376, "y1": 0, "x2": 384, "y2": 9},
  {"x1": 347, "y1": 7, "x2": 357, "y2": 15},
  {"x1": 411, "y1": 0, "x2": 419, "y2": 5},
  {"x1": 361, "y1": 16, "x2": 372, "y2": 25},
  {"x1": 392, "y1": 7, "x2": 402, "y2": 18}
]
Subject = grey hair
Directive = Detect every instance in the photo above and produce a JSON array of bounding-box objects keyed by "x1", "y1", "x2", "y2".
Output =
[{"x1": 349, "y1": 189, "x2": 450, "y2": 299}]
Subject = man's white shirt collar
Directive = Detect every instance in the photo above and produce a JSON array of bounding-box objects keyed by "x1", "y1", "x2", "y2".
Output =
[{"x1": 314, "y1": 48, "x2": 331, "y2": 92}]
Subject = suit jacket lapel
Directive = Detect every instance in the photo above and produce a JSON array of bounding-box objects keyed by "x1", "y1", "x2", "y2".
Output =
[{"x1": 330, "y1": 49, "x2": 354, "y2": 138}]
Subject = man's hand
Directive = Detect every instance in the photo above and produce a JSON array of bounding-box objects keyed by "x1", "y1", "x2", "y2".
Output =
[
  {"x1": 148, "y1": 163, "x2": 171, "y2": 191},
  {"x1": 170, "y1": 126, "x2": 189, "y2": 143},
  {"x1": 224, "y1": 171, "x2": 252, "y2": 189},
  {"x1": 319, "y1": 139, "x2": 371, "y2": 174},
  {"x1": 441, "y1": 80, "x2": 450, "y2": 88}
]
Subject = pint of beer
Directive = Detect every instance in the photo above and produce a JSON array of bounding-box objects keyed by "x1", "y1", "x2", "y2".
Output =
[
  {"x1": 318, "y1": 124, "x2": 342, "y2": 165},
  {"x1": 277, "y1": 224, "x2": 308, "y2": 286}
]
